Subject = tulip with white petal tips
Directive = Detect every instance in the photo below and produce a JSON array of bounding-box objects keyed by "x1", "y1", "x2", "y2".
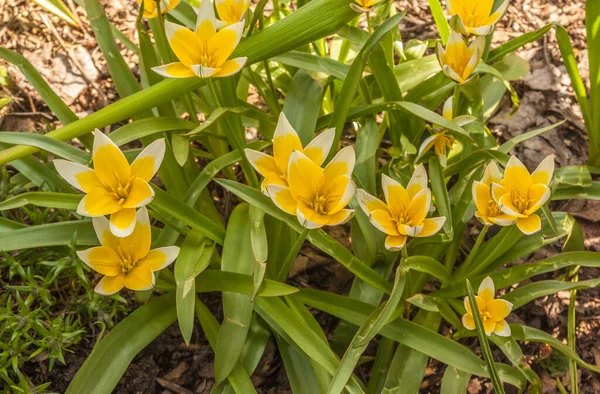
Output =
[
  {"x1": 462, "y1": 276, "x2": 513, "y2": 337},
  {"x1": 54, "y1": 130, "x2": 165, "y2": 237},
  {"x1": 357, "y1": 165, "x2": 446, "y2": 251},
  {"x1": 77, "y1": 207, "x2": 180, "y2": 295},
  {"x1": 436, "y1": 31, "x2": 485, "y2": 84},
  {"x1": 447, "y1": 0, "x2": 509, "y2": 36},
  {"x1": 137, "y1": 0, "x2": 180, "y2": 18},
  {"x1": 472, "y1": 161, "x2": 516, "y2": 227},
  {"x1": 491, "y1": 155, "x2": 555, "y2": 235},
  {"x1": 152, "y1": 0, "x2": 247, "y2": 79}
]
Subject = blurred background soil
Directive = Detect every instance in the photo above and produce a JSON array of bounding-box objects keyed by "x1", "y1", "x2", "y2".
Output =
[{"x1": 1, "y1": 0, "x2": 599, "y2": 393}]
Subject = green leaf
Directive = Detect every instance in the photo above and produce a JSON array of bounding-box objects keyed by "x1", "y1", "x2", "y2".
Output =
[
  {"x1": 195, "y1": 298, "x2": 257, "y2": 394},
  {"x1": 553, "y1": 182, "x2": 600, "y2": 200},
  {"x1": 175, "y1": 231, "x2": 213, "y2": 345},
  {"x1": 274, "y1": 52, "x2": 349, "y2": 80},
  {"x1": 249, "y1": 206, "x2": 268, "y2": 300},
  {"x1": 195, "y1": 271, "x2": 298, "y2": 297},
  {"x1": 329, "y1": 12, "x2": 405, "y2": 158},
  {"x1": 0, "y1": 132, "x2": 89, "y2": 164},
  {"x1": 503, "y1": 277, "x2": 600, "y2": 310},
  {"x1": 66, "y1": 293, "x2": 176, "y2": 394},
  {"x1": 283, "y1": 70, "x2": 324, "y2": 145},
  {"x1": 149, "y1": 185, "x2": 225, "y2": 244},
  {"x1": 293, "y1": 289, "x2": 525, "y2": 388},
  {"x1": 217, "y1": 179, "x2": 392, "y2": 293},
  {"x1": 401, "y1": 255, "x2": 451, "y2": 284},
  {"x1": 427, "y1": 0, "x2": 450, "y2": 44},
  {"x1": 328, "y1": 269, "x2": 406, "y2": 394},
  {"x1": 0, "y1": 221, "x2": 98, "y2": 251},
  {"x1": 0, "y1": 192, "x2": 80, "y2": 211},
  {"x1": 498, "y1": 121, "x2": 565, "y2": 153},
  {"x1": 215, "y1": 204, "x2": 255, "y2": 384},
  {"x1": 554, "y1": 166, "x2": 593, "y2": 188},
  {"x1": 491, "y1": 336, "x2": 541, "y2": 391},
  {"x1": 440, "y1": 367, "x2": 470, "y2": 394},
  {"x1": 109, "y1": 117, "x2": 196, "y2": 145}
]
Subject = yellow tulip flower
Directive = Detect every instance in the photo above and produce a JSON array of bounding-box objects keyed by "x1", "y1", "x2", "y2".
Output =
[
  {"x1": 491, "y1": 155, "x2": 555, "y2": 235},
  {"x1": 448, "y1": 0, "x2": 508, "y2": 36},
  {"x1": 137, "y1": 0, "x2": 181, "y2": 19},
  {"x1": 462, "y1": 276, "x2": 513, "y2": 336},
  {"x1": 54, "y1": 130, "x2": 165, "y2": 237},
  {"x1": 436, "y1": 31, "x2": 485, "y2": 84},
  {"x1": 152, "y1": 0, "x2": 247, "y2": 79},
  {"x1": 266, "y1": 147, "x2": 356, "y2": 229},
  {"x1": 472, "y1": 161, "x2": 516, "y2": 227},
  {"x1": 417, "y1": 97, "x2": 458, "y2": 167},
  {"x1": 357, "y1": 165, "x2": 446, "y2": 251},
  {"x1": 245, "y1": 112, "x2": 335, "y2": 194},
  {"x1": 350, "y1": 0, "x2": 384, "y2": 13},
  {"x1": 215, "y1": 0, "x2": 250, "y2": 26},
  {"x1": 78, "y1": 207, "x2": 180, "y2": 295}
]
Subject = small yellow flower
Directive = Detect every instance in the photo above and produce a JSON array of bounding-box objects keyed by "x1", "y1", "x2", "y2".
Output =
[
  {"x1": 54, "y1": 130, "x2": 165, "y2": 237},
  {"x1": 462, "y1": 276, "x2": 513, "y2": 337},
  {"x1": 417, "y1": 97, "x2": 458, "y2": 167},
  {"x1": 77, "y1": 207, "x2": 180, "y2": 295},
  {"x1": 137, "y1": 0, "x2": 181, "y2": 19},
  {"x1": 472, "y1": 161, "x2": 516, "y2": 227},
  {"x1": 215, "y1": 0, "x2": 250, "y2": 26},
  {"x1": 436, "y1": 31, "x2": 485, "y2": 84},
  {"x1": 447, "y1": 0, "x2": 508, "y2": 36},
  {"x1": 267, "y1": 147, "x2": 356, "y2": 229},
  {"x1": 245, "y1": 113, "x2": 335, "y2": 194},
  {"x1": 152, "y1": 0, "x2": 247, "y2": 79},
  {"x1": 357, "y1": 165, "x2": 446, "y2": 251},
  {"x1": 491, "y1": 155, "x2": 555, "y2": 235},
  {"x1": 350, "y1": 0, "x2": 384, "y2": 13}
]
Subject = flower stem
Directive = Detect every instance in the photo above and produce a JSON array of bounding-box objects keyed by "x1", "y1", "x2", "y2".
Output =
[
  {"x1": 277, "y1": 228, "x2": 310, "y2": 282},
  {"x1": 401, "y1": 245, "x2": 408, "y2": 261},
  {"x1": 459, "y1": 225, "x2": 489, "y2": 275}
]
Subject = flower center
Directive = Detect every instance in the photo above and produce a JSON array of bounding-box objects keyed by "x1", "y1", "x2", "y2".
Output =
[
  {"x1": 486, "y1": 199, "x2": 502, "y2": 217},
  {"x1": 391, "y1": 212, "x2": 415, "y2": 228},
  {"x1": 480, "y1": 309, "x2": 493, "y2": 321},
  {"x1": 509, "y1": 189, "x2": 530, "y2": 213},
  {"x1": 307, "y1": 195, "x2": 328, "y2": 215},
  {"x1": 117, "y1": 246, "x2": 137, "y2": 274},
  {"x1": 111, "y1": 171, "x2": 132, "y2": 205}
]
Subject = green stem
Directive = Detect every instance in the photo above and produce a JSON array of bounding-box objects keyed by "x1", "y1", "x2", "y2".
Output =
[
  {"x1": 401, "y1": 245, "x2": 408, "y2": 261},
  {"x1": 262, "y1": 60, "x2": 280, "y2": 114},
  {"x1": 206, "y1": 78, "x2": 221, "y2": 107},
  {"x1": 458, "y1": 225, "x2": 489, "y2": 275},
  {"x1": 452, "y1": 83, "x2": 461, "y2": 116},
  {"x1": 277, "y1": 228, "x2": 310, "y2": 282}
]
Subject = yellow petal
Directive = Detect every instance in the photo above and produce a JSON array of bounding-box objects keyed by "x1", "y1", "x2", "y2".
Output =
[
  {"x1": 326, "y1": 209, "x2": 354, "y2": 226},
  {"x1": 54, "y1": 160, "x2": 103, "y2": 193},
  {"x1": 493, "y1": 319, "x2": 512, "y2": 337},
  {"x1": 415, "y1": 217, "x2": 446, "y2": 238},
  {"x1": 483, "y1": 318, "x2": 495, "y2": 336},
  {"x1": 303, "y1": 128, "x2": 335, "y2": 166},
  {"x1": 138, "y1": 246, "x2": 180, "y2": 271},
  {"x1": 481, "y1": 161, "x2": 502, "y2": 186},
  {"x1": 273, "y1": 112, "x2": 303, "y2": 175},
  {"x1": 472, "y1": 181, "x2": 491, "y2": 216},
  {"x1": 167, "y1": 25, "x2": 204, "y2": 67},
  {"x1": 124, "y1": 264, "x2": 154, "y2": 291},
  {"x1": 92, "y1": 216, "x2": 120, "y2": 250},
  {"x1": 384, "y1": 234, "x2": 407, "y2": 251},
  {"x1": 195, "y1": 0, "x2": 217, "y2": 38},
  {"x1": 382, "y1": 175, "x2": 410, "y2": 218},
  {"x1": 216, "y1": 0, "x2": 250, "y2": 23},
  {"x1": 288, "y1": 151, "x2": 324, "y2": 202},
  {"x1": 369, "y1": 209, "x2": 399, "y2": 235},
  {"x1": 295, "y1": 201, "x2": 329, "y2": 229},
  {"x1": 461, "y1": 313, "x2": 475, "y2": 330},
  {"x1": 119, "y1": 207, "x2": 152, "y2": 262},
  {"x1": 356, "y1": 189, "x2": 390, "y2": 216},
  {"x1": 245, "y1": 149, "x2": 279, "y2": 177},
  {"x1": 490, "y1": 182, "x2": 506, "y2": 204},
  {"x1": 212, "y1": 57, "x2": 247, "y2": 77},
  {"x1": 123, "y1": 177, "x2": 154, "y2": 208},
  {"x1": 207, "y1": 22, "x2": 244, "y2": 66},
  {"x1": 110, "y1": 208, "x2": 137, "y2": 238},
  {"x1": 497, "y1": 193, "x2": 527, "y2": 218},
  {"x1": 406, "y1": 188, "x2": 431, "y2": 226},
  {"x1": 525, "y1": 183, "x2": 550, "y2": 215},
  {"x1": 477, "y1": 276, "x2": 495, "y2": 301},
  {"x1": 152, "y1": 62, "x2": 196, "y2": 78},
  {"x1": 464, "y1": 295, "x2": 486, "y2": 315},
  {"x1": 77, "y1": 247, "x2": 122, "y2": 276},
  {"x1": 442, "y1": 96, "x2": 453, "y2": 120},
  {"x1": 324, "y1": 146, "x2": 355, "y2": 180},
  {"x1": 486, "y1": 299, "x2": 513, "y2": 321},
  {"x1": 92, "y1": 130, "x2": 130, "y2": 190},
  {"x1": 94, "y1": 274, "x2": 126, "y2": 295},
  {"x1": 503, "y1": 156, "x2": 532, "y2": 198},
  {"x1": 323, "y1": 174, "x2": 355, "y2": 214},
  {"x1": 77, "y1": 188, "x2": 121, "y2": 216},
  {"x1": 516, "y1": 214, "x2": 541, "y2": 235},
  {"x1": 266, "y1": 185, "x2": 297, "y2": 215},
  {"x1": 130, "y1": 139, "x2": 166, "y2": 182},
  {"x1": 488, "y1": 213, "x2": 516, "y2": 227},
  {"x1": 406, "y1": 164, "x2": 428, "y2": 199}
]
